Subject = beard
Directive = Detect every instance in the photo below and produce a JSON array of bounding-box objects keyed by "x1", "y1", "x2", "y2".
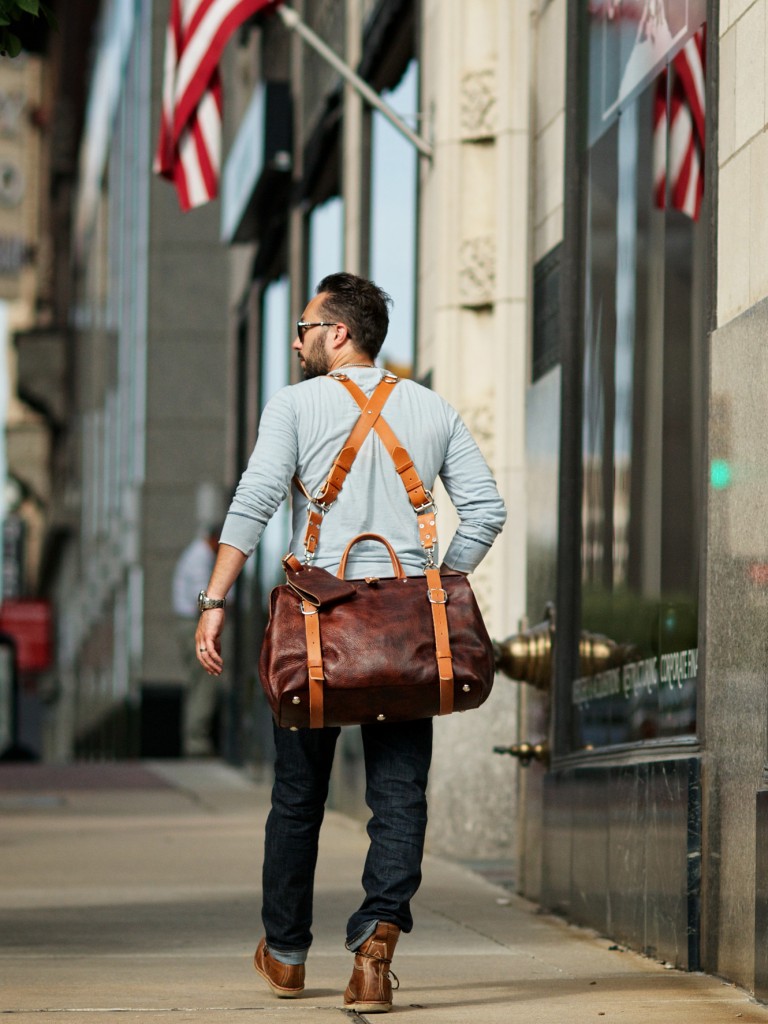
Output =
[{"x1": 299, "y1": 333, "x2": 331, "y2": 379}]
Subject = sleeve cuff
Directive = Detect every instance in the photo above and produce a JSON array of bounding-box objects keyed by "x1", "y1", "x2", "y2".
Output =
[{"x1": 441, "y1": 535, "x2": 490, "y2": 574}]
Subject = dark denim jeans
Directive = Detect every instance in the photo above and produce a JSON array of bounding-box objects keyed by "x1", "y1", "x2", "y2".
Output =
[{"x1": 261, "y1": 717, "x2": 432, "y2": 963}]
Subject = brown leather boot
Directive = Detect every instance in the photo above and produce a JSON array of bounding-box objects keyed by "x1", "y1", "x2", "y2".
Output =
[
  {"x1": 343, "y1": 921, "x2": 401, "y2": 1013},
  {"x1": 253, "y1": 938, "x2": 305, "y2": 998}
]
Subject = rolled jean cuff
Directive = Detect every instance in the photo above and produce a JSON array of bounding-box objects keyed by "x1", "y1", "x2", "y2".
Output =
[
  {"x1": 266, "y1": 942, "x2": 309, "y2": 966},
  {"x1": 345, "y1": 919, "x2": 378, "y2": 953}
]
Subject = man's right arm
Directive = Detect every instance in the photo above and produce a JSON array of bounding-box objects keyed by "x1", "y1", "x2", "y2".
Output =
[
  {"x1": 219, "y1": 388, "x2": 299, "y2": 556},
  {"x1": 195, "y1": 543, "x2": 248, "y2": 676},
  {"x1": 196, "y1": 389, "x2": 299, "y2": 674}
]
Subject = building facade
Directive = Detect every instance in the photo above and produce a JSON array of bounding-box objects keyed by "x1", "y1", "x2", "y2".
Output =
[
  {"x1": 15, "y1": 0, "x2": 232, "y2": 760},
  {"x1": 13, "y1": 0, "x2": 768, "y2": 1002}
]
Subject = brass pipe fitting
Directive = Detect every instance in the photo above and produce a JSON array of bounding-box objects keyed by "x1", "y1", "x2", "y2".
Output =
[
  {"x1": 494, "y1": 602, "x2": 638, "y2": 690},
  {"x1": 492, "y1": 741, "x2": 550, "y2": 767}
]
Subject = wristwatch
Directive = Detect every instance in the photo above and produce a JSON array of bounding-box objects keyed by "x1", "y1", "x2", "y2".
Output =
[{"x1": 198, "y1": 590, "x2": 227, "y2": 613}]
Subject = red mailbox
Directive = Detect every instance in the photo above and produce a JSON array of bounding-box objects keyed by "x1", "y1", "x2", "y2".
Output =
[{"x1": 0, "y1": 600, "x2": 52, "y2": 673}]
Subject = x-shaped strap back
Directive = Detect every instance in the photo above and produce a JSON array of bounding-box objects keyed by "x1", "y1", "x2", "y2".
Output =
[
  {"x1": 300, "y1": 373, "x2": 399, "y2": 559},
  {"x1": 300, "y1": 372, "x2": 437, "y2": 562}
]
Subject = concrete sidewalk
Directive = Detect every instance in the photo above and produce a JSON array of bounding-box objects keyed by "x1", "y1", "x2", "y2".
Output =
[{"x1": 0, "y1": 760, "x2": 766, "y2": 1023}]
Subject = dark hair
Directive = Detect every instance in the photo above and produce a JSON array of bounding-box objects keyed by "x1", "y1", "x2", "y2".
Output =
[{"x1": 315, "y1": 272, "x2": 392, "y2": 359}]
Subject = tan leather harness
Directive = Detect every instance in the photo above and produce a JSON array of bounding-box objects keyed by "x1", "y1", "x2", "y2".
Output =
[{"x1": 291, "y1": 373, "x2": 454, "y2": 728}]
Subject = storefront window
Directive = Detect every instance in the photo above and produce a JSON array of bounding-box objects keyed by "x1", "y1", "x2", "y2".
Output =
[
  {"x1": 257, "y1": 276, "x2": 291, "y2": 597},
  {"x1": 572, "y1": 5, "x2": 706, "y2": 749},
  {"x1": 307, "y1": 196, "x2": 344, "y2": 292},
  {"x1": 369, "y1": 59, "x2": 418, "y2": 376}
]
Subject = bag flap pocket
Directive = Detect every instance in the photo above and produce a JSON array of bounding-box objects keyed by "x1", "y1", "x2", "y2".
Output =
[{"x1": 285, "y1": 563, "x2": 356, "y2": 608}]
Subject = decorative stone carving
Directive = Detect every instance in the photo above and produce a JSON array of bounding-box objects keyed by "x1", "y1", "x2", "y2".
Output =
[
  {"x1": 456, "y1": 391, "x2": 499, "y2": 625},
  {"x1": 459, "y1": 390, "x2": 495, "y2": 454},
  {"x1": 459, "y1": 235, "x2": 496, "y2": 308},
  {"x1": 460, "y1": 67, "x2": 497, "y2": 140}
]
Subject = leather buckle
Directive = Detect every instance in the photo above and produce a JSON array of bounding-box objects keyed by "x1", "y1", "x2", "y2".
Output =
[{"x1": 428, "y1": 588, "x2": 448, "y2": 605}]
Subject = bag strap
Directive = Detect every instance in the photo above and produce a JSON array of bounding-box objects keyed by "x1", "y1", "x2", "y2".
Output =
[{"x1": 300, "y1": 373, "x2": 399, "y2": 561}]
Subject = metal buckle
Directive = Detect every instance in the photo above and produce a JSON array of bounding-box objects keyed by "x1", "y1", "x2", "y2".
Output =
[
  {"x1": 428, "y1": 588, "x2": 448, "y2": 605},
  {"x1": 414, "y1": 489, "x2": 437, "y2": 514},
  {"x1": 300, "y1": 604, "x2": 318, "y2": 616}
]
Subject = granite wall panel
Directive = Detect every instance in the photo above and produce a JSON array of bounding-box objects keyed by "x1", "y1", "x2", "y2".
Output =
[
  {"x1": 540, "y1": 757, "x2": 700, "y2": 968},
  {"x1": 754, "y1": 790, "x2": 768, "y2": 1002},
  {"x1": 608, "y1": 765, "x2": 647, "y2": 949}
]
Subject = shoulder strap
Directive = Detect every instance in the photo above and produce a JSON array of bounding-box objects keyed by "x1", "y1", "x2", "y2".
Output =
[{"x1": 301, "y1": 373, "x2": 398, "y2": 559}]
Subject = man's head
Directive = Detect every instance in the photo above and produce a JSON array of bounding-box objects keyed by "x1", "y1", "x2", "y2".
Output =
[
  {"x1": 293, "y1": 273, "x2": 392, "y2": 378},
  {"x1": 314, "y1": 273, "x2": 391, "y2": 359}
]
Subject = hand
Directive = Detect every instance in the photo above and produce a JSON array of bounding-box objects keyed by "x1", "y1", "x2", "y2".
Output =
[
  {"x1": 439, "y1": 563, "x2": 468, "y2": 576},
  {"x1": 195, "y1": 609, "x2": 225, "y2": 676}
]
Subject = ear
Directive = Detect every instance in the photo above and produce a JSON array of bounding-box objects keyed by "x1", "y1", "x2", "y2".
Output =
[{"x1": 328, "y1": 322, "x2": 350, "y2": 350}]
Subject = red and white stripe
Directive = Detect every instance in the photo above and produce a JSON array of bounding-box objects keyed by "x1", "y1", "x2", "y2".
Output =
[
  {"x1": 653, "y1": 26, "x2": 706, "y2": 221},
  {"x1": 155, "y1": 0, "x2": 281, "y2": 211}
]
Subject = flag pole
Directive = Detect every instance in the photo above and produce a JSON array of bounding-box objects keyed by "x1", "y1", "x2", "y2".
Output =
[{"x1": 276, "y1": 4, "x2": 433, "y2": 161}]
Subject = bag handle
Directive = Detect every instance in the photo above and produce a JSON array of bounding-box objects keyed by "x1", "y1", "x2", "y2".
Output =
[{"x1": 337, "y1": 533, "x2": 407, "y2": 580}]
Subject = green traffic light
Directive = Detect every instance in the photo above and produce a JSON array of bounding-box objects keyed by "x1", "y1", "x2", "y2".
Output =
[{"x1": 710, "y1": 459, "x2": 732, "y2": 490}]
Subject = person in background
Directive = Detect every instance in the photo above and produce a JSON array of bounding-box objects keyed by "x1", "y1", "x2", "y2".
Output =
[{"x1": 172, "y1": 525, "x2": 220, "y2": 757}]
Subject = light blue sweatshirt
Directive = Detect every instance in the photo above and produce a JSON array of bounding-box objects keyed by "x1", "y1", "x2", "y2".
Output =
[{"x1": 220, "y1": 366, "x2": 507, "y2": 579}]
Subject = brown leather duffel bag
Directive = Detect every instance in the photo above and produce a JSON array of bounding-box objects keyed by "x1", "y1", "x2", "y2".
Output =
[
  {"x1": 257, "y1": 372, "x2": 496, "y2": 729},
  {"x1": 259, "y1": 533, "x2": 495, "y2": 729}
]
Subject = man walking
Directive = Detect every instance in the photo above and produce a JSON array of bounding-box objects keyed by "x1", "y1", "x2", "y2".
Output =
[{"x1": 195, "y1": 273, "x2": 506, "y2": 1012}]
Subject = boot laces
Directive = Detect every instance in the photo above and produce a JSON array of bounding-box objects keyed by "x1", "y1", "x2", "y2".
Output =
[{"x1": 356, "y1": 950, "x2": 399, "y2": 989}]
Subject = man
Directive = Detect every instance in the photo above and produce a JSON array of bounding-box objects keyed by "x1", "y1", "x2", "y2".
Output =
[
  {"x1": 196, "y1": 273, "x2": 506, "y2": 1012},
  {"x1": 172, "y1": 525, "x2": 220, "y2": 756}
]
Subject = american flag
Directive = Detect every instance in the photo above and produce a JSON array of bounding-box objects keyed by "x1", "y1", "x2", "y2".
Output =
[
  {"x1": 653, "y1": 26, "x2": 706, "y2": 221},
  {"x1": 155, "y1": 0, "x2": 282, "y2": 211}
]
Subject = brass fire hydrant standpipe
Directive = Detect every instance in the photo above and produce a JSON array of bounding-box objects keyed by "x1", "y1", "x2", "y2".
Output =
[
  {"x1": 492, "y1": 603, "x2": 637, "y2": 767},
  {"x1": 493, "y1": 740, "x2": 550, "y2": 767}
]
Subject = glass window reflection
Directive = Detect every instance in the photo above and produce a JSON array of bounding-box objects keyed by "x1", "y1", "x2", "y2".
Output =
[
  {"x1": 369, "y1": 59, "x2": 418, "y2": 376},
  {"x1": 573, "y1": 24, "x2": 706, "y2": 750}
]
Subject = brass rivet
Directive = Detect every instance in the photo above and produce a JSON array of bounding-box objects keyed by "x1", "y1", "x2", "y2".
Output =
[
  {"x1": 292, "y1": 696, "x2": 301, "y2": 704},
  {"x1": 462, "y1": 684, "x2": 470, "y2": 692},
  {"x1": 377, "y1": 714, "x2": 386, "y2": 721},
  {"x1": 290, "y1": 726, "x2": 299, "y2": 731}
]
